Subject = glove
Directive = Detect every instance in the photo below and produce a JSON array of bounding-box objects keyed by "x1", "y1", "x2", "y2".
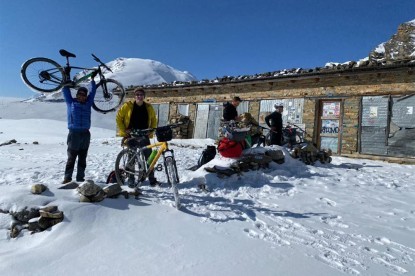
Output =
[
  {"x1": 90, "y1": 70, "x2": 98, "y2": 80},
  {"x1": 121, "y1": 135, "x2": 131, "y2": 147}
]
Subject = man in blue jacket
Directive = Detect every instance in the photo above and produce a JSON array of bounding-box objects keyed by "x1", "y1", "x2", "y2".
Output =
[{"x1": 62, "y1": 78, "x2": 97, "y2": 184}]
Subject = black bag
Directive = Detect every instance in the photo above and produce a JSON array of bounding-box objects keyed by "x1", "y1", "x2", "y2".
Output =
[
  {"x1": 106, "y1": 169, "x2": 125, "y2": 184},
  {"x1": 124, "y1": 136, "x2": 149, "y2": 148},
  {"x1": 198, "y1": 145, "x2": 217, "y2": 167},
  {"x1": 188, "y1": 145, "x2": 217, "y2": 171},
  {"x1": 156, "y1": 126, "x2": 173, "y2": 142}
]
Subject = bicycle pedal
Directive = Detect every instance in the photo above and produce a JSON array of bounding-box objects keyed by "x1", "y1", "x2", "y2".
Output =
[{"x1": 155, "y1": 164, "x2": 163, "y2": 171}]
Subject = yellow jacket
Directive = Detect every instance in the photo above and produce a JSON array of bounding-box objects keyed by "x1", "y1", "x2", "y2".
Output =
[{"x1": 116, "y1": 101, "x2": 157, "y2": 137}]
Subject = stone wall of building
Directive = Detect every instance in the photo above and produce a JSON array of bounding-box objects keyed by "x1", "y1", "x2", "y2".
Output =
[{"x1": 123, "y1": 64, "x2": 414, "y2": 158}]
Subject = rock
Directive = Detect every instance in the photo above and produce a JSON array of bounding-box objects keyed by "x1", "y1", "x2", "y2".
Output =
[
  {"x1": 39, "y1": 210, "x2": 63, "y2": 219},
  {"x1": 103, "y1": 183, "x2": 123, "y2": 198},
  {"x1": 31, "y1": 183, "x2": 47, "y2": 194},
  {"x1": 0, "y1": 139, "x2": 17, "y2": 147},
  {"x1": 10, "y1": 224, "x2": 21, "y2": 238},
  {"x1": 239, "y1": 154, "x2": 273, "y2": 165},
  {"x1": 369, "y1": 20, "x2": 415, "y2": 64},
  {"x1": 77, "y1": 180, "x2": 102, "y2": 197},
  {"x1": 59, "y1": 182, "x2": 79, "y2": 189},
  {"x1": 122, "y1": 191, "x2": 129, "y2": 199},
  {"x1": 38, "y1": 216, "x2": 64, "y2": 230},
  {"x1": 265, "y1": 149, "x2": 285, "y2": 164},
  {"x1": 89, "y1": 190, "x2": 106, "y2": 202},
  {"x1": 80, "y1": 195, "x2": 91, "y2": 203},
  {"x1": 28, "y1": 217, "x2": 41, "y2": 232},
  {"x1": 10, "y1": 207, "x2": 40, "y2": 223},
  {"x1": 41, "y1": 206, "x2": 58, "y2": 213}
]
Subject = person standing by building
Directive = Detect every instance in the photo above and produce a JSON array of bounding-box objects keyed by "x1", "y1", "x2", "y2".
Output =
[
  {"x1": 223, "y1": 96, "x2": 242, "y2": 121},
  {"x1": 62, "y1": 76, "x2": 97, "y2": 184},
  {"x1": 265, "y1": 103, "x2": 284, "y2": 146},
  {"x1": 116, "y1": 88, "x2": 158, "y2": 187}
]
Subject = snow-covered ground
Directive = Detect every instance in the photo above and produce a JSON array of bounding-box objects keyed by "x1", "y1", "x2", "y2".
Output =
[{"x1": 0, "y1": 98, "x2": 414, "y2": 276}]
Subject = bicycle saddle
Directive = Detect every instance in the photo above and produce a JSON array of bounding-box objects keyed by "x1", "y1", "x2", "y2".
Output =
[{"x1": 59, "y1": 49, "x2": 76, "y2": 58}]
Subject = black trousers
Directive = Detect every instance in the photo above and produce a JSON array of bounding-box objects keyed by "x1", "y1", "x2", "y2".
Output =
[
  {"x1": 270, "y1": 132, "x2": 283, "y2": 146},
  {"x1": 126, "y1": 136, "x2": 156, "y2": 183},
  {"x1": 64, "y1": 130, "x2": 90, "y2": 181}
]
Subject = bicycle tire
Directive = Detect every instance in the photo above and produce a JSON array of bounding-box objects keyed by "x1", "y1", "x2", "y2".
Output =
[
  {"x1": 164, "y1": 156, "x2": 181, "y2": 209},
  {"x1": 21, "y1": 57, "x2": 65, "y2": 93},
  {"x1": 115, "y1": 148, "x2": 146, "y2": 187},
  {"x1": 93, "y1": 79, "x2": 125, "y2": 113}
]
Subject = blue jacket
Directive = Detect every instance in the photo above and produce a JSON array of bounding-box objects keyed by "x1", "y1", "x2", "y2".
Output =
[{"x1": 62, "y1": 81, "x2": 96, "y2": 131}]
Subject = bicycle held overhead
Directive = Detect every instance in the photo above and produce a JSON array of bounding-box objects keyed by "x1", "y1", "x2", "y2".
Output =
[
  {"x1": 21, "y1": 49, "x2": 126, "y2": 113},
  {"x1": 114, "y1": 123, "x2": 183, "y2": 210}
]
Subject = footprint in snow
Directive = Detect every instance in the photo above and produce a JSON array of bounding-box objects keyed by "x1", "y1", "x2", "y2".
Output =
[{"x1": 319, "y1": 197, "x2": 337, "y2": 206}]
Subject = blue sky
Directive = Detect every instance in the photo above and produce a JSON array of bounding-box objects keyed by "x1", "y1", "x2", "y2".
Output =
[{"x1": 0, "y1": 0, "x2": 414, "y2": 98}]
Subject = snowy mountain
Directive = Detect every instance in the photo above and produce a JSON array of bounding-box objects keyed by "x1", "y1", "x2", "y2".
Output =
[
  {"x1": 325, "y1": 18, "x2": 415, "y2": 68},
  {"x1": 369, "y1": 19, "x2": 415, "y2": 64},
  {"x1": 104, "y1": 57, "x2": 197, "y2": 88}
]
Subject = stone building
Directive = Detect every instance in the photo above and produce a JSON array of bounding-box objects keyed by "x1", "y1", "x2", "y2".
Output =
[
  {"x1": 122, "y1": 20, "x2": 415, "y2": 162},
  {"x1": 125, "y1": 61, "x2": 415, "y2": 162}
]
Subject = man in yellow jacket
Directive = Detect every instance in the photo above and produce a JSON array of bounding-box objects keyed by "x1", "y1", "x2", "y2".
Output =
[{"x1": 116, "y1": 88, "x2": 158, "y2": 187}]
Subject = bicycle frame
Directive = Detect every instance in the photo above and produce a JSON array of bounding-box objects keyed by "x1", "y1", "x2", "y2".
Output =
[
  {"x1": 67, "y1": 66, "x2": 98, "y2": 83},
  {"x1": 61, "y1": 51, "x2": 113, "y2": 99},
  {"x1": 141, "y1": 141, "x2": 170, "y2": 175}
]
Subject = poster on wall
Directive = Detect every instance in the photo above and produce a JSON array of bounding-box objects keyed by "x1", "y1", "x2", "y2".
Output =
[
  {"x1": 322, "y1": 102, "x2": 340, "y2": 117},
  {"x1": 320, "y1": 137, "x2": 338, "y2": 154},
  {"x1": 369, "y1": 106, "x2": 378, "y2": 118},
  {"x1": 320, "y1": 119, "x2": 340, "y2": 135}
]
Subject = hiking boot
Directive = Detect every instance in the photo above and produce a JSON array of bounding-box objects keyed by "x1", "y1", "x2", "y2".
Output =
[
  {"x1": 62, "y1": 178, "x2": 72, "y2": 184},
  {"x1": 76, "y1": 178, "x2": 85, "y2": 182},
  {"x1": 149, "y1": 179, "x2": 160, "y2": 187},
  {"x1": 128, "y1": 177, "x2": 136, "y2": 188}
]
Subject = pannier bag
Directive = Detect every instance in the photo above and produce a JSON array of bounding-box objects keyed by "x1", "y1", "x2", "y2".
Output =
[
  {"x1": 125, "y1": 136, "x2": 148, "y2": 148},
  {"x1": 217, "y1": 137, "x2": 244, "y2": 158},
  {"x1": 156, "y1": 126, "x2": 173, "y2": 142}
]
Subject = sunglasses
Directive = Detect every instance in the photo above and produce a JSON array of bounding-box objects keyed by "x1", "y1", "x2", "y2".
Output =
[
  {"x1": 135, "y1": 94, "x2": 145, "y2": 97},
  {"x1": 77, "y1": 94, "x2": 87, "y2": 97}
]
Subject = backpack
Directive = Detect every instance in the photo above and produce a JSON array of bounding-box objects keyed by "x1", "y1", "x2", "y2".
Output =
[
  {"x1": 217, "y1": 137, "x2": 244, "y2": 158},
  {"x1": 198, "y1": 145, "x2": 217, "y2": 167},
  {"x1": 106, "y1": 169, "x2": 125, "y2": 185}
]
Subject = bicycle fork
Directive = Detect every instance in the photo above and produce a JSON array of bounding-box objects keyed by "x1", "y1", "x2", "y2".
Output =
[{"x1": 162, "y1": 149, "x2": 179, "y2": 184}]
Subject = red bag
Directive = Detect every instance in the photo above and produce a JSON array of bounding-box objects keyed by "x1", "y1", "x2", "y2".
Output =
[{"x1": 217, "y1": 137, "x2": 244, "y2": 158}]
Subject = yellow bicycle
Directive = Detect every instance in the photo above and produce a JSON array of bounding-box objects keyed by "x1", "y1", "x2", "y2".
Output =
[{"x1": 114, "y1": 123, "x2": 182, "y2": 209}]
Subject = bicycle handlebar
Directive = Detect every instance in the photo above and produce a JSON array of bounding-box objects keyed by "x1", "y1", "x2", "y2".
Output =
[
  {"x1": 130, "y1": 122, "x2": 184, "y2": 137},
  {"x1": 91, "y1": 53, "x2": 112, "y2": 73}
]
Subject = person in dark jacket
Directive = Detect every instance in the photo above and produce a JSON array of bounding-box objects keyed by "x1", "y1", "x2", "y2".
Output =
[
  {"x1": 62, "y1": 78, "x2": 96, "y2": 184},
  {"x1": 265, "y1": 103, "x2": 284, "y2": 146},
  {"x1": 223, "y1": 96, "x2": 242, "y2": 121}
]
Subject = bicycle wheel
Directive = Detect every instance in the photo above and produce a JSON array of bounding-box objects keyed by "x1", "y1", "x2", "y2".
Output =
[
  {"x1": 164, "y1": 156, "x2": 180, "y2": 209},
  {"x1": 283, "y1": 132, "x2": 303, "y2": 147},
  {"x1": 21, "y1": 57, "x2": 65, "y2": 93},
  {"x1": 115, "y1": 148, "x2": 146, "y2": 187},
  {"x1": 265, "y1": 132, "x2": 271, "y2": 146},
  {"x1": 93, "y1": 79, "x2": 125, "y2": 113}
]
